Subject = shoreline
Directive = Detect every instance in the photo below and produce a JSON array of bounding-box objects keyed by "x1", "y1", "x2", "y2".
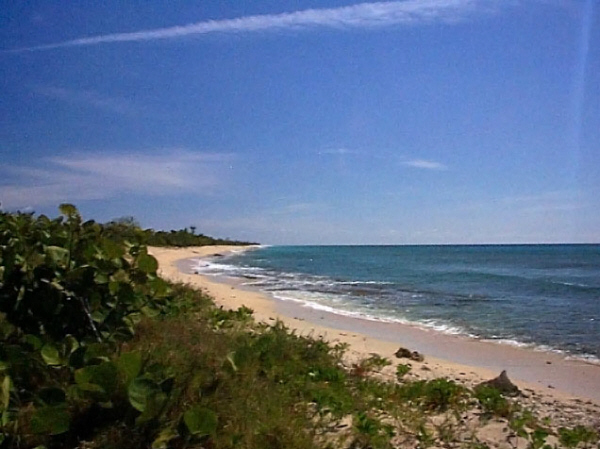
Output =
[{"x1": 148, "y1": 245, "x2": 600, "y2": 410}]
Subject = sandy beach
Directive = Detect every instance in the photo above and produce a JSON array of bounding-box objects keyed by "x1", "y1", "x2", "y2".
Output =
[{"x1": 148, "y1": 245, "x2": 600, "y2": 433}]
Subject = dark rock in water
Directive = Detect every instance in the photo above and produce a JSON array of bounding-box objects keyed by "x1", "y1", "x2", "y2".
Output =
[
  {"x1": 394, "y1": 347, "x2": 425, "y2": 362},
  {"x1": 477, "y1": 370, "x2": 521, "y2": 396},
  {"x1": 213, "y1": 253, "x2": 223, "y2": 257}
]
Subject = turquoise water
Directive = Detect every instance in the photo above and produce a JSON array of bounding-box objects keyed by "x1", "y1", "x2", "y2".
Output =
[{"x1": 194, "y1": 245, "x2": 600, "y2": 361}]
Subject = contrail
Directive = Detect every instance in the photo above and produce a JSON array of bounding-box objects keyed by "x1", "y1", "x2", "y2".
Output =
[
  {"x1": 568, "y1": 0, "x2": 594, "y2": 184},
  {"x1": 572, "y1": 0, "x2": 594, "y2": 147},
  {"x1": 5, "y1": 0, "x2": 498, "y2": 53}
]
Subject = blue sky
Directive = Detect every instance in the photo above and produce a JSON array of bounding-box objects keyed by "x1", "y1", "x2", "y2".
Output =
[{"x1": 1, "y1": 0, "x2": 598, "y2": 244}]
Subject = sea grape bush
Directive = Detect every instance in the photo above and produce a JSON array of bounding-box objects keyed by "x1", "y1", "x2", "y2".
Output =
[
  {"x1": 0, "y1": 204, "x2": 170, "y2": 343},
  {"x1": 0, "y1": 205, "x2": 191, "y2": 448}
]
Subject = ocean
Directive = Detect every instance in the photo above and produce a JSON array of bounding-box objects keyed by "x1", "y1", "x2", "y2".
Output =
[{"x1": 192, "y1": 245, "x2": 600, "y2": 362}]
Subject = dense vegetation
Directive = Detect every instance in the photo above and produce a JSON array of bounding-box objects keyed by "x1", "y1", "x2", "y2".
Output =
[
  {"x1": 0, "y1": 206, "x2": 598, "y2": 449},
  {"x1": 102, "y1": 216, "x2": 256, "y2": 248}
]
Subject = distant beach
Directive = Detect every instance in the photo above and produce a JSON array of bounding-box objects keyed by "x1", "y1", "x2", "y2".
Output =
[{"x1": 149, "y1": 245, "x2": 600, "y2": 409}]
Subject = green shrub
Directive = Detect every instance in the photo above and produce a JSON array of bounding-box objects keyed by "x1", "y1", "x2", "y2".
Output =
[
  {"x1": 395, "y1": 363, "x2": 411, "y2": 380},
  {"x1": 398, "y1": 378, "x2": 467, "y2": 412},
  {"x1": 474, "y1": 385, "x2": 512, "y2": 418},
  {"x1": 350, "y1": 411, "x2": 395, "y2": 449},
  {"x1": 559, "y1": 425, "x2": 598, "y2": 448},
  {"x1": 352, "y1": 354, "x2": 391, "y2": 377},
  {"x1": 0, "y1": 205, "x2": 186, "y2": 448}
]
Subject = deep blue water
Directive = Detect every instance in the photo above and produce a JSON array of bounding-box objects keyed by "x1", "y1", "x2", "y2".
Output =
[{"x1": 194, "y1": 245, "x2": 600, "y2": 361}]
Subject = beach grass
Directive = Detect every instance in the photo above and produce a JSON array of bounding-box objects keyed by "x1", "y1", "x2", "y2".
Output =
[{"x1": 68, "y1": 282, "x2": 600, "y2": 448}]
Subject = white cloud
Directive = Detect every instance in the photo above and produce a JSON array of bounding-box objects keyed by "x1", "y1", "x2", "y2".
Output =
[
  {"x1": 0, "y1": 151, "x2": 233, "y2": 208},
  {"x1": 33, "y1": 86, "x2": 140, "y2": 116},
  {"x1": 319, "y1": 148, "x2": 360, "y2": 156},
  {"x1": 274, "y1": 202, "x2": 325, "y2": 215},
  {"x1": 402, "y1": 159, "x2": 448, "y2": 170},
  {"x1": 8, "y1": 0, "x2": 506, "y2": 52}
]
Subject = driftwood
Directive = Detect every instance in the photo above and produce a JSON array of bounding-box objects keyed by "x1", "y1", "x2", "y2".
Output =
[{"x1": 477, "y1": 370, "x2": 521, "y2": 396}]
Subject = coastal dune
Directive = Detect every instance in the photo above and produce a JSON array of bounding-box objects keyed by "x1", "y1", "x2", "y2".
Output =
[{"x1": 148, "y1": 245, "x2": 600, "y2": 423}]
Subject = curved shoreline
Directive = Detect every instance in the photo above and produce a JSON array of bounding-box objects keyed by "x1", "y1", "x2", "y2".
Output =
[
  {"x1": 148, "y1": 245, "x2": 600, "y2": 407},
  {"x1": 261, "y1": 290, "x2": 600, "y2": 367}
]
